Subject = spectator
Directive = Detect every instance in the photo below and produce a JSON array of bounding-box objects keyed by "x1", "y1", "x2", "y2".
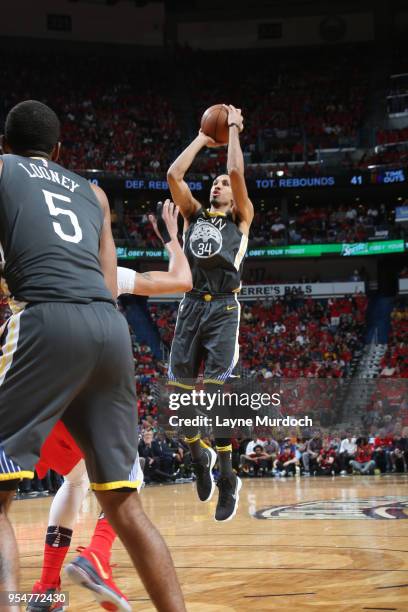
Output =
[
  {"x1": 273, "y1": 445, "x2": 298, "y2": 477},
  {"x1": 240, "y1": 445, "x2": 273, "y2": 477},
  {"x1": 264, "y1": 437, "x2": 280, "y2": 461},
  {"x1": 372, "y1": 429, "x2": 394, "y2": 473},
  {"x1": 244, "y1": 435, "x2": 266, "y2": 456},
  {"x1": 138, "y1": 430, "x2": 178, "y2": 483},
  {"x1": 316, "y1": 439, "x2": 339, "y2": 475},
  {"x1": 339, "y1": 431, "x2": 357, "y2": 475},
  {"x1": 152, "y1": 431, "x2": 181, "y2": 477},
  {"x1": 349, "y1": 438, "x2": 376, "y2": 475},
  {"x1": 391, "y1": 428, "x2": 408, "y2": 472},
  {"x1": 302, "y1": 430, "x2": 323, "y2": 475}
]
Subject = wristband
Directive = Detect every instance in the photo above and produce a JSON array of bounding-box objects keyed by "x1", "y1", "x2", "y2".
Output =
[
  {"x1": 228, "y1": 123, "x2": 241, "y2": 129},
  {"x1": 117, "y1": 267, "x2": 136, "y2": 296}
]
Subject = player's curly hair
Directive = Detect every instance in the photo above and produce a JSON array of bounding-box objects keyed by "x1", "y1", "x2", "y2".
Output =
[{"x1": 4, "y1": 100, "x2": 60, "y2": 155}]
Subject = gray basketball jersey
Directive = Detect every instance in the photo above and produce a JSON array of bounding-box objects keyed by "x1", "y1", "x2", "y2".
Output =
[
  {"x1": 0, "y1": 154, "x2": 113, "y2": 304},
  {"x1": 184, "y1": 207, "x2": 248, "y2": 294}
]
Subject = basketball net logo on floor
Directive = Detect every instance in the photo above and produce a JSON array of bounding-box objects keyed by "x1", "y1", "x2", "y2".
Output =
[{"x1": 255, "y1": 496, "x2": 408, "y2": 520}]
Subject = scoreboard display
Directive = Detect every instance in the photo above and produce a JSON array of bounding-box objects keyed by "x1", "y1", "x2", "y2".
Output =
[
  {"x1": 254, "y1": 169, "x2": 407, "y2": 190},
  {"x1": 350, "y1": 169, "x2": 406, "y2": 186},
  {"x1": 86, "y1": 167, "x2": 408, "y2": 193}
]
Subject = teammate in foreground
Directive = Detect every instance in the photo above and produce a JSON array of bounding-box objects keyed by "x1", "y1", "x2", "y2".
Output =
[
  {"x1": 0, "y1": 100, "x2": 186, "y2": 612},
  {"x1": 27, "y1": 201, "x2": 191, "y2": 612},
  {"x1": 167, "y1": 104, "x2": 254, "y2": 521}
]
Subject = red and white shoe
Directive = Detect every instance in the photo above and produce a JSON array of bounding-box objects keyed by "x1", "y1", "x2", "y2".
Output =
[
  {"x1": 65, "y1": 547, "x2": 131, "y2": 612},
  {"x1": 26, "y1": 580, "x2": 67, "y2": 611}
]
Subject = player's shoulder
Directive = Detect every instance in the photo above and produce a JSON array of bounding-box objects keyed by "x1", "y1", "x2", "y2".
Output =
[
  {"x1": 90, "y1": 182, "x2": 107, "y2": 200},
  {"x1": 0, "y1": 154, "x2": 19, "y2": 180},
  {"x1": 185, "y1": 204, "x2": 205, "y2": 228},
  {"x1": 90, "y1": 182, "x2": 109, "y2": 212},
  {"x1": 0, "y1": 153, "x2": 15, "y2": 175}
]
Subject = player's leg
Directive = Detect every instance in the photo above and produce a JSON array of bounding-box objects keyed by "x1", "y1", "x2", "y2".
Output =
[
  {"x1": 0, "y1": 484, "x2": 20, "y2": 612},
  {"x1": 65, "y1": 466, "x2": 143, "y2": 612},
  {"x1": 95, "y1": 489, "x2": 186, "y2": 612},
  {"x1": 0, "y1": 304, "x2": 99, "y2": 605},
  {"x1": 187, "y1": 431, "x2": 217, "y2": 503},
  {"x1": 27, "y1": 460, "x2": 89, "y2": 609},
  {"x1": 48, "y1": 460, "x2": 89, "y2": 532},
  {"x1": 202, "y1": 297, "x2": 242, "y2": 522},
  {"x1": 167, "y1": 297, "x2": 216, "y2": 499},
  {"x1": 203, "y1": 381, "x2": 242, "y2": 521},
  {"x1": 66, "y1": 510, "x2": 130, "y2": 612},
  {"x1": 33, "y1": 422, "x2": 137, "y2": 612},
  {"x1": 83, "y1": 512, "x2": 116, "y2": 570},
  {"x1": 63, "y1": 302, "x2": 185, "y2": 611}
]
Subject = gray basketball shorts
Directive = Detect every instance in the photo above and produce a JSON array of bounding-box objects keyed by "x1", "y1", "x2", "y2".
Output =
[
  {"x1": 167, "y1": 294, "x2": 241, "y2": 389},
  {"x1": 0, "y1": 301, "x2": 141, "y2": 491}
]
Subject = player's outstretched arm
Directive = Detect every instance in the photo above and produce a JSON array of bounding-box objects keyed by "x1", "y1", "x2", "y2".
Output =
[
  {"x1": 117, "y1": 200, "x2": 192, "y2": 297},
  {"x1": 167, "y1": 132, "x2": 214, "y2": 221},
  {"x1": 225, "y1": 104, "x2": 254, "y2": 235},
  {"x1": 91, "y1": 183, "x2": 118, "y2": 299}
]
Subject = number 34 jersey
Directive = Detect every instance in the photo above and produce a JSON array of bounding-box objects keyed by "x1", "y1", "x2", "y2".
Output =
[
  {"x1": 184, "y1": 207, "x2": 248, "y2": 294},
  {"x1": 0, "y1": 154, "x2": 113, "y2": 304}
]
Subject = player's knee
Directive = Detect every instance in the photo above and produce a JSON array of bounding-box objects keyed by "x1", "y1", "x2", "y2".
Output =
[
  {"x1": 65, "y1": 474, "x2": 89, "y2": 495},
  {"x1": 64, "y1": 460, "x2": 89, "y2": 491}
]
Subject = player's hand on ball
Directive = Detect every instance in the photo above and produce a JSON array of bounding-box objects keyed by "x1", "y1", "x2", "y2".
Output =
[
  {"x1": 149, "y1": 199, "x2": 179, "y2": 244},
  {"x1": 223, "y1": 104, "x2": 244, "y2": 132},
  {"x1": 198, "y1": 129, "x2": 225, "y2": 148}
]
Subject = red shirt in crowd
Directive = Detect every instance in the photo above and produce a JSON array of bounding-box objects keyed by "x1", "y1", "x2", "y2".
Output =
[
  {"x1": 355, "y1": 445, "x2": 373, "y2": 463},
  {"x1": 319, "y1": 448, "x2": 337, "y2": 467},
  {"x1": 374, "y1": 436, "x2": 394, "y2": 449},
  {"x1": 278, "y1": 451, "x2": 295, "y2": 463}
]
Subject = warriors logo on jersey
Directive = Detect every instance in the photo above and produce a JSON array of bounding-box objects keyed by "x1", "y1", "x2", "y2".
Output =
[{"x1": 189, "y1": 220, "x2": 223, "y2": 259}]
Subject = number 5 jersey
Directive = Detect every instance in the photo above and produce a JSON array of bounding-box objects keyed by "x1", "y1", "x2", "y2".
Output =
[{"x1": 0, "y1": 154, "x2": 113, "y2": 305}]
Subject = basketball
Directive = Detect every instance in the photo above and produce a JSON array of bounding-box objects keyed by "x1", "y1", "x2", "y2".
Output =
[{"x1": 200, "y1": 104, "x2": 229, "y2": 144}]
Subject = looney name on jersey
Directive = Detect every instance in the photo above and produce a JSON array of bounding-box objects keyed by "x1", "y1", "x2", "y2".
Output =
[{"x1": 18, "y1": 162, "x2": 80, "y2": 193}]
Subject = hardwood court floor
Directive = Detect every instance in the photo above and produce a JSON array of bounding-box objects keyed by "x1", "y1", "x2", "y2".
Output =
[{"x1": 11, "y1": 474, "x2": 408, "y2": 612}]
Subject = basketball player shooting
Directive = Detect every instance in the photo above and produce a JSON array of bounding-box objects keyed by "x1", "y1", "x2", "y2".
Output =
[
  {"x1": 167, "y1": 104, "x2": 254, "y2": 522},
  {"x1": 0, "y1": 101, "x2": 186, "y2": 612}
]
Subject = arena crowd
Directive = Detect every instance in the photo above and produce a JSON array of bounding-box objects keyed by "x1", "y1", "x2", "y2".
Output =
[{"x1": 123, "y1": 203, "x2": 402, "y2": 249}]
